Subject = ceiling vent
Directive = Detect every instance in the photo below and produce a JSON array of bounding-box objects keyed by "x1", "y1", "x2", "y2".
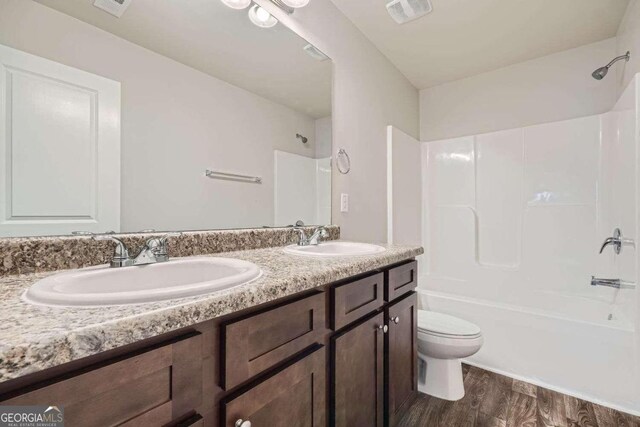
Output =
[
  {"x1": 386, "y1": 0, "x2": 432, "y2": 24},
  {"x1": 93, "y1": 0, "x2": 133, "y2": 18}
]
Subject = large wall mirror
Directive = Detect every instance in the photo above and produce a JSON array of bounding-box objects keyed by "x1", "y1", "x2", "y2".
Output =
[{"x1": 0, "y1": 0, "x2": 332, "y2": 237}]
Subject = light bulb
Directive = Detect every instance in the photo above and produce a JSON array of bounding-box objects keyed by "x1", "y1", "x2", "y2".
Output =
[
  {"x1": 248, "y1": 5, "x2": 278, "y2": 28},
  {"x1": 220, "y1": 0, "x2": 251, "y2": 9},
  {"x1": 281, "y1": 0, "x2": 310, "y2": 8},
  {"x1": 256, "y1": 7, "x2": 271, "y2": 21}
]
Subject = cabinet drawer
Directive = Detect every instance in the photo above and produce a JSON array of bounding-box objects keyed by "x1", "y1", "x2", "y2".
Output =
[
  {"x1": 0, "y1": 333, "x2": 202, "y2": 427},
  {"x1": 331, "y1": 273, "x2": 384, "y2": 330},
  {"x1": 175, "y1": 413, "x2": 204, "y2": 427},
  {"x1": 119, "y1": 403, "x2": 171, "y2": 426},
  {"x1": 221, "y1": 292, "x2": 325, "y2": 390},
  {"x1": 385, "y1": 261, "x2": 417, "y2": 302},
  {"x1": 222, "y1": 346, "x2": 326, "y2": 427}
]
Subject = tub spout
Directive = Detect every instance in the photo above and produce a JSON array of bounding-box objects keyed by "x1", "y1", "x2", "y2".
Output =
[{"x1": 591, "y1": 276, "x2": 635, "y2": 290}]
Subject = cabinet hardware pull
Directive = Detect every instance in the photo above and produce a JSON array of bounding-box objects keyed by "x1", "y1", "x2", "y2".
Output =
[
  {"x1": 390, "y1": 316, "x2": 400, "y2": 324},
  {"x1": 377, "y1": 324, "x2": 388, "y2": 333},
  {"x1": 235, "y1": 419, "x2": 251, "y2": 427}
]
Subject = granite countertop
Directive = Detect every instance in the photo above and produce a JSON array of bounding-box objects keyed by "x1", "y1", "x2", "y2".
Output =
[{"x1": 0, "y1": 243, "x2": 423, "y2": 383}]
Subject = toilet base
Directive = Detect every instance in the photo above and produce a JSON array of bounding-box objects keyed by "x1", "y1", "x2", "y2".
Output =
[{"x1": 418, "y1": 354, "x2": 465, "y2": 401}]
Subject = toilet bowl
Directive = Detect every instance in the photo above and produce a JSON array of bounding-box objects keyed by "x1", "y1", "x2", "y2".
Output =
[{"x1": 417, "y1": 310, "x2": 483, "y2": 401}]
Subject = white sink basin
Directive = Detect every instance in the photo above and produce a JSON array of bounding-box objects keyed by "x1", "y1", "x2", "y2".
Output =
[
  {"x1": 23, "y1": 257, "x2": 262, "y2": 307},
  {"x1": 283, "y1": 241, "x2": 386, "y2": 257}
]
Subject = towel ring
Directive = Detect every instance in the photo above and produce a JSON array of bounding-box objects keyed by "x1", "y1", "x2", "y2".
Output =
[{"x1": 336, "y1": 148, "x2": 351, "y2": 174}]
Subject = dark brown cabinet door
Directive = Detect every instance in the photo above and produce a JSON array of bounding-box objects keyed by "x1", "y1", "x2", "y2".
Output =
[
  {"x1": 386, "y1": 293, "x2": 418, "y2": 426},
  {"x1": 0, "y1": 333, "x2": 203, "y2": 427},
  {"x1": 221, "y1": 346, "x2": 326, "y2": 427},
  {"x1": 332, "y1": 312, "x2": 385, "y2": 427}
]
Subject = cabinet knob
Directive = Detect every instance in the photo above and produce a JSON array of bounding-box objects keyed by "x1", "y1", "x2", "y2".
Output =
[
  {"x1": 390, "y1": 316, "x2": 400, "y2": 324},
  {"x1": 235, "y1": 420, "x2": 251, "y2": 427},
  {"x1": 377, "y1": 324, "x2": 388, "y2": 333}
]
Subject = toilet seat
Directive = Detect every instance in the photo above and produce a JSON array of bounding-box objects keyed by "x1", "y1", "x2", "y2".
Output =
[{"x1": 417, "y1": 310, "x2": 481, "y2": 339}]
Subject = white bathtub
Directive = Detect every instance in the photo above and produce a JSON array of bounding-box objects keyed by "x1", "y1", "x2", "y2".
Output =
[{"x1": 418, "y1": 285, "x2": 639, "y2": 415}]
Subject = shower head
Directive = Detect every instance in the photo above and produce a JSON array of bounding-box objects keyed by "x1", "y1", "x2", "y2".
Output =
[
  {"x1": 591, "y1": 66, "x2": 609, "y2": 80},
  {"x1": 592, "y1": 51, "x2": 630, "y2": 80}
]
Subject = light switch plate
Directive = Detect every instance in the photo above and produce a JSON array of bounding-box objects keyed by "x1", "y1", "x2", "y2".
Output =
[{"x1": 340, "y1": 193, "x2": 349, "y2": 213}]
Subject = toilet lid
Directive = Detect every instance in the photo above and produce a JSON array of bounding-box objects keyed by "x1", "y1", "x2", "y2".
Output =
[{"x1": 417, "y1": 310, "x2": 481, "y2": 338}]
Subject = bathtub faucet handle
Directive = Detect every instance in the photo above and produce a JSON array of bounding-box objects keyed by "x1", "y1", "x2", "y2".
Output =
[{"x1": 599, "y1": 228, "x2": 630, "y2": 254}]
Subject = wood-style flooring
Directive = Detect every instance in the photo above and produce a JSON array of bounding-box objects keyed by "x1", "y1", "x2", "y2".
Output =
[{"x1": 396, "y1": 364, "x2": 640, "y2": 427}]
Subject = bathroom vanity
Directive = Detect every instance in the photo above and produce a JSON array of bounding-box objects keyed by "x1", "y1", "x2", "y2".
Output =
[
  {"x1": 0, "y1": 1, "x2": 426, "y2": 425},
  {"x1": 0, "y1": 241, "x2": 421, "y2": 427}
]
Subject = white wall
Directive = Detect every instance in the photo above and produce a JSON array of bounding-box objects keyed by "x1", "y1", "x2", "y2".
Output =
[
  {"x1": 316, "y1": 157, "x2": 332, "y2": 224},
  {"x1": 0, "y1": 0, "x2": 318, "y2": 232},
  {"x1": 420, "y1": 38, "x2": 617, "y2": 142},
  {"x1": 386, "y1": 126, "x2": 421, "y2": 246},
  {"x1": 617, "y1": 0, "x2": 640, "y2": 96},
  {"x1": 257, "y1": 0, "x2": 420, "y2": 243}
]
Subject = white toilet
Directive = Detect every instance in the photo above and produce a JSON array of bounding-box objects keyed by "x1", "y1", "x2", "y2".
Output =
[{"x1": 417, "y1": 310, "x2": 483, "y2": 401}]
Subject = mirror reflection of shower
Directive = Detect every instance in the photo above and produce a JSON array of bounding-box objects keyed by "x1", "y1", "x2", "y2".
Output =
[{"x1": 592, "y1": 51, "x2": 630, "y2": 80}]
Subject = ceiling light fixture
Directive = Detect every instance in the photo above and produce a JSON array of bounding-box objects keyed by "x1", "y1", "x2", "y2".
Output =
[
  {"x1": 248, "y1": 4, "x2": 278, "y2": 28},
  {"x1": 93, "y1": 0, "x2": 133, "y2": 17},
  {"x1": 280, "y1": 0, "x2": 310, "y2": 8},
  {"x1": 303, "y1": 44, "x2": 329, "y2": 61},
  {"x1": 220, "y1": 0, "x2": 251, "y2": 9}
]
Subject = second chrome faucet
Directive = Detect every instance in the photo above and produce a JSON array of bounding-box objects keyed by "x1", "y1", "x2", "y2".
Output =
[
  {"x1": 94, "y1": 232, "x2": 182, "y2": 268},
  {"x1": 294, "y1": 226, "x2": 329, "y2": 246}
]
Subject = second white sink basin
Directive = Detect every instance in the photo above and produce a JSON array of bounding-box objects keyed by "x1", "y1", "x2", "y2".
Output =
[
  {"x1": 284, "y1": 241, "x2": 386, "y2": 257},
  {"x1": 23, "y1": 257, "x2": 262, "y2": 307}
]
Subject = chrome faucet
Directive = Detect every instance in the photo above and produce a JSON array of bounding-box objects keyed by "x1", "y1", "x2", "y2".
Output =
[
  {"x1": 294, "y1": 226, "x2": 329, "y2": 246},
  {"x1": 94, "y1": 232, "x2": 182, "y2": 268},
  {"x1": 133, "y1": 233, "x2": 182, "y2": 265},
  {"x1": 93, "y1": 235, "x2": 133, "y2": 268},
  {"x1": 599, "y1": 228, "x2": 634, "y2": 254},
  {"x1": 308, "y1": 226, "x2": 329, "y2": 245}
]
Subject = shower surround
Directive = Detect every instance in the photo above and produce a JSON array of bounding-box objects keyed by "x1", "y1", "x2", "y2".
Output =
[{"x1": 420, "y1": 74, "x2": 640, "y2": 414}]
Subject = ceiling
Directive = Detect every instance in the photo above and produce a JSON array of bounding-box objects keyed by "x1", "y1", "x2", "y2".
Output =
[
  {"x1": 35, "y1": 0, "x2": 332, "y2": 118},
  {"x1": 330, "y1": 0, "x2": 630, "y2": 89}
]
